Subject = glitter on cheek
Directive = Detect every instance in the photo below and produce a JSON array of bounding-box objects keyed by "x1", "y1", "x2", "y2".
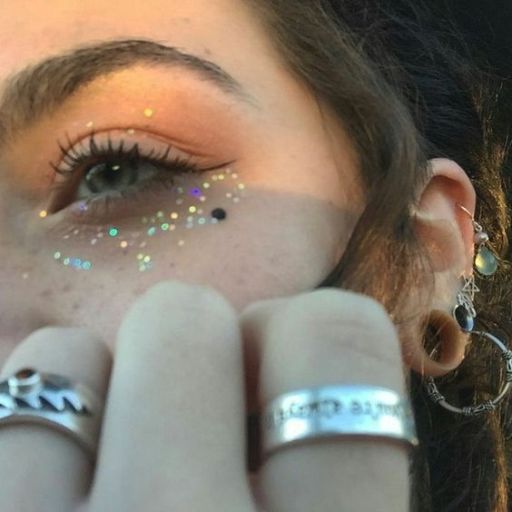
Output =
[
  {"x1": 39, "y1": 210, "x2": 48, "y2": 218},
  {"x1": 143, "y1": 108, "x2": 155, "y2": 118},
  {"x1": 137, "y1": 252, "x2": 153, "y2": 272},
  {"x1": 52, "y1": 251, "x2": 93, "y2": 271},
  {"x1": 45, "y1": 165, "x2": 244, "y2": 275}
]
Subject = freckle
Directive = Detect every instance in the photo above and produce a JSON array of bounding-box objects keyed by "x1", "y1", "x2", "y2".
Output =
[
  {"x1": 143, "y1": 108, "x2": 155, "y2": 118},
  {"x1": 40, "y1": 289, "x2": 52, "y2": 299}
]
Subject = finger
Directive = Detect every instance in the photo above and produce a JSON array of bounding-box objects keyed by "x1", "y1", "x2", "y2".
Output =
[
  {"x1": 0, "y1": 327, "x2": 111, "y2": 512},
  {"x1": 240, "y1": 289, "x2": 410, "y2": 512},
  {"x1": 90, "y1": 281, "x2": 256, "y2": 512}
]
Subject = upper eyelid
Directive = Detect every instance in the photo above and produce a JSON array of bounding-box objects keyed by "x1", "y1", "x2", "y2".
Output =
[{"x1": 50, "y1": 130, "x2": 184, "y2": 174}]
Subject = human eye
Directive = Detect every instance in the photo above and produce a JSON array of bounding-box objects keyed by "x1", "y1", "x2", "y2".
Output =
[{"x1": 47, "y1": 130, "x2": 233, "y2": 222}]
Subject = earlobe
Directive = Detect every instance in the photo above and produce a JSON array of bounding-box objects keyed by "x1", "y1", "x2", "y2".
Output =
[{"x1": 401, "y1": 309, "x2": 469, "y2": 377}]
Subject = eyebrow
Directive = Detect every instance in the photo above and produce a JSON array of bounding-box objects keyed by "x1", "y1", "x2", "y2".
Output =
[{"x1": 0, "y1": 38, "x2": 258, "y2": 146}]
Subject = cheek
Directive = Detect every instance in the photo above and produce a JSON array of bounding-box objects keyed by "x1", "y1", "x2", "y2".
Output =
[{"x1": 0, "y1": 185, "x2": 350, "y2": 353}]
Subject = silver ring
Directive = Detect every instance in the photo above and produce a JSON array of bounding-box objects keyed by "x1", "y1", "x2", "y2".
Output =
[
  {"x1": 0, "y1": 368, "x2": 103, "y2": 460},
  {"x1": 262, "y1": 385, "x2": 418, "y2": 459}
]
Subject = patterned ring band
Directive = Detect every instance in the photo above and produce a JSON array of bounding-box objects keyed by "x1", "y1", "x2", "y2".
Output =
[
  {"x1": 426, "y1": 330, "x2": 512, "y2": 416},
  {"x1": 261, "y1": 385, "x2": 419, "y2": 459},
  {"x1": 0, "y1": 368, "x2": 103, "y2": 461}
]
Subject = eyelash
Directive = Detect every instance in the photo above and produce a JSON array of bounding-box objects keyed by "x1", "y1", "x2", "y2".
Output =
[{"x1": 48, "y1": 132, "x2": 225, "y2": 219}]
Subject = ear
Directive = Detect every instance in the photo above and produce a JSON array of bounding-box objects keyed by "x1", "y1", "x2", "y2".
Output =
[{"x1": 404, "y1": 158, "x2": 477, "y2": 377}]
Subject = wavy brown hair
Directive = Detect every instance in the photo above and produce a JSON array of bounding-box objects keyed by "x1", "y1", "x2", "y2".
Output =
[{"x1": 245, "y1": 1, "x2": 512, "y2": 510}]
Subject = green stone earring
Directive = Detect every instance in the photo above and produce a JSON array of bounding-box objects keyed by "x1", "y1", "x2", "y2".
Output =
[{"x1": 456, "y1": 203, "x2": 499, "y2": 276}]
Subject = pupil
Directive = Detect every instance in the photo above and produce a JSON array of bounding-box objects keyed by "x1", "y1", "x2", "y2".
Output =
[{"x1": 85, "y1": 161, "x2": 136, "y2": 193}]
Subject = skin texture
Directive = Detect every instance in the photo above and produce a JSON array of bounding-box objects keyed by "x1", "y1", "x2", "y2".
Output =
[{"x1": 0, "y1": 0, "x2": 477, "y2": 510}]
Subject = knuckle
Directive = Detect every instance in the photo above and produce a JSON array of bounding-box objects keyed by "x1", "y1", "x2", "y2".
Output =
[
  {"x1": 265, "y1": 289, "x2": 398, "y2": 358},
  {"x1": 17, "y1": 326, "x2": 101, "y2": 351},
  {"x1": 119, "y1": 281, "x2": 238, "y2": 352},
  {"x1": 280, "y1": 288, "x2": 391, "y2": 328},
  {"x1": 135, "y1": 280, "x2": 237, "y2": 321}
]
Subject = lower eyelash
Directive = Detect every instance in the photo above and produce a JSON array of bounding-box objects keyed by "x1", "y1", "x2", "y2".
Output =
[{"x1": 70, "y1": 175, "x2": 181, "y2": 220}]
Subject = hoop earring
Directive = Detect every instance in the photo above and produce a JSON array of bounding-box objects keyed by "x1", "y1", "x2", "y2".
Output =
[{"x1": 424, "y1": 203, "x2": 512, "y2": 416}]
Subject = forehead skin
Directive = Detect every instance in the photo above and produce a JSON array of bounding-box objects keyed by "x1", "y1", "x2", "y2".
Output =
[{"x1": 0, "y1": 0, "x2": 312, "y2": 131}]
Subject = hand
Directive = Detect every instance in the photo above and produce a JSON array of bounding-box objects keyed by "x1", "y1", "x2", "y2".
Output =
[{"x1": 0, "y1": 281, "x2": 410, "y2": 512}]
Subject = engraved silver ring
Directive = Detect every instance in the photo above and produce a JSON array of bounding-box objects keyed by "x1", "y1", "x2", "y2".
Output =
[
  {"x1": 262, "y1": 385, "x2": 419, "y2": 459},
  {"x1": 0, "y1": 368, "x2": 103, "y2": 460}
]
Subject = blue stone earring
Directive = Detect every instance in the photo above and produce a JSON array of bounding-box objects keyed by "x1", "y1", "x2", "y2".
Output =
[{"x1": 425, "y1": 203, "x2": 512, "y2": 416}]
